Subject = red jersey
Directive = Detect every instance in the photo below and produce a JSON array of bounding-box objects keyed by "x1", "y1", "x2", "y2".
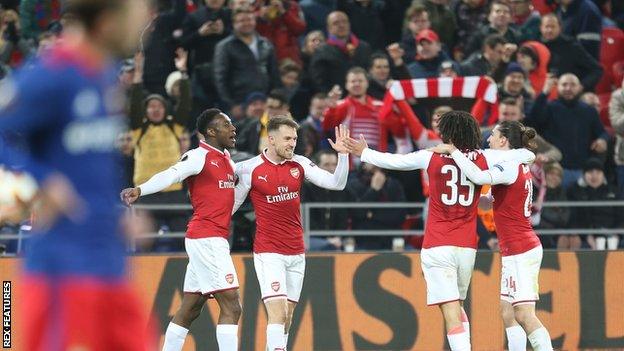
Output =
[
  {"x1": 491, "y1": 163, "x2": 541, "y2": 256},
  {"x1": 425, "y1": 151, "x2": 488, "y2": 249},
  {"x1": 184, "y1": 142, "x2": 236, "y2": 239},
  {"x1": 138, "y1": 141, "x2": 235, "y2": 240},
  {"x1": 360, "y1": 148, "x2": 488, "y2": 249},
  {"x1": 234, "y1": 151, "x2": 349, "y2": 255}
]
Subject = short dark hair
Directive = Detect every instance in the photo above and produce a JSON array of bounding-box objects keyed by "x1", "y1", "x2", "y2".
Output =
[
  {"x1": 267, "y1": 116, "x2": 299, "y2": 132},
  {"x1": 489, "y1": 0, "x2": 511, "y2": 14},
  {"x1": 405, "y1": 3, "x2": 427, "y2": 20},
  {"x1": 497, "y1": 120, "x2": 537, "y2": 152},
  {"x1": 64, "y1": 0, "x2": 125, "y2": 32},
  {"x1": 311, "y1": 92, "x2": 328, "y2": 101},
  {"x1": 483, "y1": 34, "x2": 507, "y2": 50},
  {"x1": 313, "y1": 149, "x2": 337, "y2": 163},
  {"x1": 232, "y1": 6, "x2": 253, "y2": 20},
  {"x1": 268, "y1": 88, "x2": 290, "y2": 107},
  {"x1": 438, "y1": 110, "x2": 481, "y2": 150},
  {"x1": 541, "y1": 12, "x2": 562, "y2": 27},
  {"x1": 500, "y1": 97, "x2": 520, "y2": 107},
  {"x1": 518, "y1": 45, "x2": 539, "y2": 66},
  {"x1": 196, "y1": 108, "x2": 224, "y2": 136},
  {"x1": 368, "y1": 52, "x2": 389, "y2": 69},
  {"x1": 279, "y1": 59, "x2": 302, "y2": 76}
]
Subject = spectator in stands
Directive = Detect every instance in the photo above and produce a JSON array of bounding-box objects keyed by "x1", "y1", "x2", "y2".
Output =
[
  {"x1": 278, "y1": 59, "x2": 311, "y2": 120},
  {"x1": 180, "y1": 0, "x2": 232, "y2": 109},
  {"x1": 323, "y1": 67, "x2": 384, "y2": 153},
  {"x1": 256, "y1": 0, "x2": 306, "y2": 65},
  {"x1": 408, "y1": 29, "x2": 454, "y2": 79},
  {"x1": 35, "y1": 30, "x2": 57, "y2": 57},
  {"x1": 568, "y1": 158, "x2": 621, "y2": 250},
  {"x1": 301, "y1": 149, "x2": 353, "y2": 251},
  {"x1": 517, "y1": 41, "x2": 551, "y2": 95},
  {"x1": 438, "y1": 60, "x2": 461, "y2": 77},
  {"x1": 18, "y1": 0, "x2": 61, "y2": 42},
  {"x1": 236, "y1": 88, "x2": 304, "y2": 155},
  {"x1": 414, "y1": 0, "x2": 457, "y2": 51},
  {"x1": 460, "y1": 34, "x2": 509, "y2": 83},
  {"x1": 540, "y1": 13, "x2": 603, "y2": 91},
  {"x1": 580, "y1": 91, "x2": 602, "y2": 114},
  {"x1": 367, "y1": 49, "x2": 411, "y2": 100},
  {"x1": 213, "y1": 6, "x2": 281, "y2": 120},
  {"x1": 141, "y1": 0, "x2": 187, "y2": 96},
  {"x1": 464, "y1": 1, "x2": 520, "y2": 58},
  {"x1": 609, "y1": 80, "x2": 624, "y2": 196},
  {"x1": 453, "y1": 0, "x2": 489, "y2": 61},
  {"x1": 527, "y1": 73, "x2": 609, "y2": 188},
  {"x1": 300, "y1": 29, "x2": 325, "y2": 88},
  {"x1": 300, "y1": 93, "x2": 328, "y2": 157},
  {"x1": 347, "y1": 162, "x2": 407, "y2": 251},
  {"x1": 336, "y1": 0, "x2": 386, "y2": 51},
  {"x1": 128, "y1": 90, "x2": 191, "y2": 252},
  {"x1": 556, "y1": 0, "x2": 603, "y2": 60},
  {"x1": 309, "y1": 11, "x2": 373, "y2": 92},
  {"x1": 401, "y1": 3, "x2": 431, "y2": 65},
  {"x1": 483, "y1": 97, "x2": 563, "y2": 164},
  {"x1": 511, "y1": 0, "x2": 542, "y2": 42},
  {"x1": 1, "y1": 9, "x2": 34, "y2": 67},
  {"x1": 500, "y1": 62, "x2": 535, "y2": 110},
  {"x1": 234, "y1": 91, "x2": 267, "y2": 130},
  {"x1": 299, "y1": 0, "x2": 333, "y2": 34},
  {"x1": 538, "y1": 162, "x2": 572, "y2": 249}
]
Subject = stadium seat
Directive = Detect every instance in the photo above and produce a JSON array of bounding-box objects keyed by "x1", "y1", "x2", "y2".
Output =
[{"x1": 595, "y1": 27, "x2": 624, "y2": 94}]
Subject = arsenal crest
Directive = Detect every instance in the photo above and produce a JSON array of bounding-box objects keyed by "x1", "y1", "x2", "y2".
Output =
[
  {"x1": 290, "y1": 167, "x2": 300, "y2": 179},
  {"x1": 225, "y1": 273, "x2": 234, "y2": 284},
  {"x1": 271, "y1": 281, "x2": 280, "y2": 292}
]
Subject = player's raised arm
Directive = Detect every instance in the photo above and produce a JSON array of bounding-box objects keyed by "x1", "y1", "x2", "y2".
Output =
[
  {"x1": 482, "y1": 148, "x2": 535, "y2": 168},
  {"x1": 120, "y1": 149, "x2": 204, "y2": 206},
  {"x1": 345, "y1": 134, "x2": 432, "y2": 171}
]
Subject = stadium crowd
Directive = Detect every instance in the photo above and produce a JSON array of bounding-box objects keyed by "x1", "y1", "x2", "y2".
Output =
[{"x1": 1, "y1": 0, "x2": 624, "y2": 252}]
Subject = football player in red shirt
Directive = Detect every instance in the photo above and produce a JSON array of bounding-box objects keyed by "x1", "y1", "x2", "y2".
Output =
[
  {"x1": 345, "y1": 111, "x2": 534, "y2": 351},
  {"x1": 121, "y1": 109, "x2": 241, "y2": 351},
  {"x1": 234, "y1": 117, "x2": 349, "y2": 351},
  {"x1": 430, "y1": 120, "x2": 553, "y2": 351}
]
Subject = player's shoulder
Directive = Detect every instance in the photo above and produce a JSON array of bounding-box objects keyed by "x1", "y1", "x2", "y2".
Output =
[
  {"x1": 291, "y1": 154, "x2": 313, "y2": 167},
  {"x1": 181, "y1": 146, "x2": 208, "y2": 162},
  {"x1": 235, "y1": 154, "x2": 263, "y2": 173}
]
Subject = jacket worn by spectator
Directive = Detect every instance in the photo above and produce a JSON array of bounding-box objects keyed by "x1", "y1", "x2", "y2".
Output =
[
  {"x1": 567, "y1": 178, "x2": 620, "y2": 231},
  {"x1": 309, "y1": 38, "x2": 373, "y2": 93},
  {"x1": 213, "y1": 34, "x2": 280, "y2": 107},
  {"x1": 347, "y1": 172, "x2": 407, "y2": 250},
  {"x1": 408, "y1": 50, "x2": 453, "y2": 78},
  {"x1": 322, "y1": 96, "x2": 384, "y2": 152},
  {"x1": 609, "y1": 88, "x2": 624, "y2": 167},
  {"x1": 336, "y1": 0, "x2": 386, "y2": 51},
  {"x1": 301, "y1": 180, "x2": 353, "y2": 231},
  {"x1": 142, "y1": 0, "x2": 187, "y2": 95},
  {"x1": 526, "y1": 93, "x2": 608, "y2": 170},
  {"x1": 256, "y1": 0, "x2": 306, "y2": 65},
  {"x1": 128, "y1": 84, "x2": 191, "y2": 191},
  {"x1": 557, "y1": 0, "x2": 602, "y2": 60},
  {"x1": 542, "y1": 34, "x2": 603, "y2": 91},
  {"x1": 180, "y1": 5, "x2": 232, "y2": 67},
  {"x1": 452, "y1": 0, "x2": 489, "y2": 56},
  {"x1": 460, "y1": 53, "x2": 507, "y2": 83},
  {"x1": 465, "y1": 24, "x2": 521, "y2": 58}
]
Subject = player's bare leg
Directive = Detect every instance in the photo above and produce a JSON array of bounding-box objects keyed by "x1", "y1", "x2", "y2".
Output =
[
  {"x1": 514, "y1": 304, "x2": 553, "y2": 351},
  {"x1": 163, "y1": 293, "x2": 208, "y2": 351},
  {"x1": 459, "y1": 302, "x2": 470, "y2": 336},
  {"x1": 213, "y1": 289, "x2": 242, "y2": 351},
  {"x1": 265, "y1": 299, "x2": 288, "y2": 351},
  {"x1": 283, "y1": 301, "x2": 297, "y2": 349},
  {"x1": 440, "y1": 301, "x2": 470, "y2": 351},
  {"x1": 500, "y1": 300, "x2": 527, "y2": 351}
]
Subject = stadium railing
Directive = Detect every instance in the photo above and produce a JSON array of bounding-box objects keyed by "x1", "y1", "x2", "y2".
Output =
[{"x1": 1, "y1": 201, "x2": 623, "y2": 254}]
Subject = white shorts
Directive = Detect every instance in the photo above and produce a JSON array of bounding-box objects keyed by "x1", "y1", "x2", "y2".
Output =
[
  {"x1": 421, "y1": 246, "x2": 477, "y2": 306},
  {"x1": 183, "y1": 237, "x2": 239, "y2": 297},
  {"x1": 253, "y1": 252, "x2": 305, "y2": 303},
  {"x1": 500, "y1": 245, "x2": 543, "y2": 305}
]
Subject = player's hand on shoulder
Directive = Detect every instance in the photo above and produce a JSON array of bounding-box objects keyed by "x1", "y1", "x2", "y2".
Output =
[
  {"x1": 427, "y1": 143, "x2": 455, "y2": 154},
  {"x1": 344, "y1": 134, "x2": 368, "y2": 157},
  {"x1": 120, "y1": 187, "x2": 141, "y2": 206}
]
